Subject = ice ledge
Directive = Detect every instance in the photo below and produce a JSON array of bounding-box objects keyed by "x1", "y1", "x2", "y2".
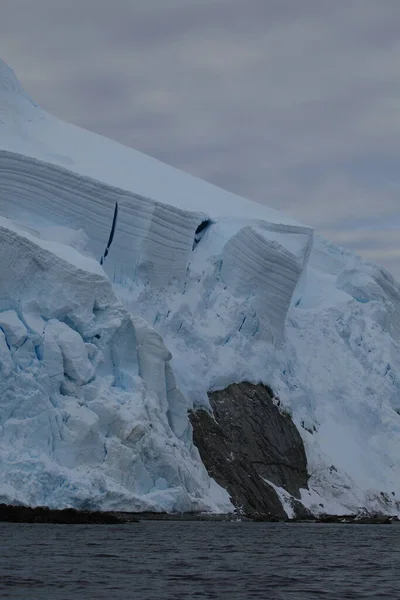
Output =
[{"x1": 0, "y1": 150, "x2": 313, "y2": 308}]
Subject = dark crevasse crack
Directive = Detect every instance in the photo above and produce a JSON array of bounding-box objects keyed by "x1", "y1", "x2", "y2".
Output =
[
  {"x1": 189, "y1": 382, "x2": 310, "y2": 519},
  {"x1": 192, "y1": 219, "x2": 213, "y2": 250}
]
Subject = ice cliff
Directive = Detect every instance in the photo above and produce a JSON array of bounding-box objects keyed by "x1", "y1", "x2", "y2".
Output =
[
  {"x1": 1, "y1": 58, "x2": 400, "y2": 517},
  {"x1": 0, "y1": 215, "x2": 229, "y2": 512}
]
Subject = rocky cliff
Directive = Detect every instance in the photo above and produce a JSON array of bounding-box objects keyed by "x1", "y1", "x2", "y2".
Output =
[{"x1": 189, "y1": 382, "x2": 310, "y2": 519}]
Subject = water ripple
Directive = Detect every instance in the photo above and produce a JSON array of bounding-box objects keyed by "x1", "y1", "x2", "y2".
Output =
[{"x1": 0, "y1": 522, "x2": 399, "y2": 599}]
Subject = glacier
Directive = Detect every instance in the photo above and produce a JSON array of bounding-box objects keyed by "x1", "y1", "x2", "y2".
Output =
[{"x1": 1, "y1": 57, "x2": 400, "y2": 517}]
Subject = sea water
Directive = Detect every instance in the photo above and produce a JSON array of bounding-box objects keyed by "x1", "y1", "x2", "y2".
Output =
[{"x1": 0, "y1": 521, "x2": 398, "y2": 599}]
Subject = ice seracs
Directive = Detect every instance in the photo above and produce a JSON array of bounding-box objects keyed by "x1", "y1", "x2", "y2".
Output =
[
  {"x1": 0, "y1": 58, "x2": 400, "y2": 516},
  {"x1": 0, "y1": 215, "x2": 231, "y2": 512}
]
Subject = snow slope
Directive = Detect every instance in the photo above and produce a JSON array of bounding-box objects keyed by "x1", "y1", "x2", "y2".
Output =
[{"x1": 1, "y1": 58, "x2": 400, "y2": 516}]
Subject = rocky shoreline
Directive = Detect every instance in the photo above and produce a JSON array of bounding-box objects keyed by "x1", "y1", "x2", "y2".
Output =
[{"x1": 0, "y1": 504, "x2": 398, "y2": 524}]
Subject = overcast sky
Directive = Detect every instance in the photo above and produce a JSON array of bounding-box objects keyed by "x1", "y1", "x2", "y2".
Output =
[{"x1": 1, "y1": 0, "x2": 400, "y2": 276}]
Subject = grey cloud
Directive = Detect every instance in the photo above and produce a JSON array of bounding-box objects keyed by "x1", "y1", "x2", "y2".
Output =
[{"x1": 1, "y1": 0, "x2": 400, "y2": 276}]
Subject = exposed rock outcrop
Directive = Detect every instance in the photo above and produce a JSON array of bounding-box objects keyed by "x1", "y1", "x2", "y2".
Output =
[{"x1": 189, "y1": 382, "x2": 309, "y2": 519}]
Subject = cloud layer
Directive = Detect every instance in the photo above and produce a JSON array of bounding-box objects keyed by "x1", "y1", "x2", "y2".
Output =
[{"x1": 1, "y1": 0, "x2": 400, "y2": 275}]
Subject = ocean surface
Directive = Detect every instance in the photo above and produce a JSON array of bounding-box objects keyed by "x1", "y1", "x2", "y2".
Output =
[{"x1": 0, "y1": 521, "x2": 398, "y2": 599}]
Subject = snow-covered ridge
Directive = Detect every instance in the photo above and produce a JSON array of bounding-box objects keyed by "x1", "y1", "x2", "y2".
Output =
[
  {"x1": 0, "y1": 59, "x2": 303, "y2": 223},
  {"x1": 0, "y1": 60, "x2": 39, "y2": 124},
  {"x1": 1, "y1": 58, "x2": 400, "y2": 517}
]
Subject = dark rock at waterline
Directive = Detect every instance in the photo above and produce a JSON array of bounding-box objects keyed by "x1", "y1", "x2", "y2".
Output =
[
  {"x1": 0, "y1": 504, "x2": 137, "y2": 524},
  {"x1": 189, "y1": 382, "x2": 310, "y2": 520},
  {"x1": 316, "y1": 513, "x2": 393, "y2": 525},
  {"x1": 130, "y1": 511, "x2": 248, "y2": 521}
]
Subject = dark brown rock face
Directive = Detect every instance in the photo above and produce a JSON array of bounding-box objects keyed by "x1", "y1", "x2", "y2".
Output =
[{"x1": 189, "y1": 382, "x2": 309, "y2": 519}]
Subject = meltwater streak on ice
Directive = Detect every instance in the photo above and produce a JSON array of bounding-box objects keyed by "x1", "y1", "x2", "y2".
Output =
[{"x1": 1, "y1": 522, "x2": 399, "y2": 600}]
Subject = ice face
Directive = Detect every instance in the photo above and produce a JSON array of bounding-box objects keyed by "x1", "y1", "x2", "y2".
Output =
[{"x1": 0, "y1": 216, "x2": 231, "y2": 513}]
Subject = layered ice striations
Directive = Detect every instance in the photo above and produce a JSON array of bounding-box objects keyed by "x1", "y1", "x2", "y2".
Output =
[
  {"x1": 0, "y1": 151, "x2": 205, "y2": 288},
  {"x1": 221, "y1": 223, "x2": 312, "y2": 341}
]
